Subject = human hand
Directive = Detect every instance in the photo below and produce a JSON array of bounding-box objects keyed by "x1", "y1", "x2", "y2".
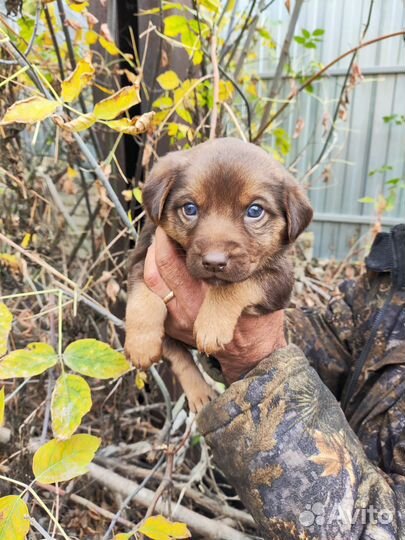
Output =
[{"x1": 144, "y1": 227, "x2": 287, "y2": 384}]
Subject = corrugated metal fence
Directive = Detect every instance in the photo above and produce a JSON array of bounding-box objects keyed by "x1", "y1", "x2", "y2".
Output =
[{"x1": 255, "y1": 0, "x2": 405, "y2": 258}]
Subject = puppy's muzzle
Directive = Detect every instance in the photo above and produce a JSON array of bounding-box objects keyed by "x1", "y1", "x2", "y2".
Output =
[
  {"x1": 187, "y1": 242, "x2": 253, "y2": 283},
  {"x1": 202, "y1": 251, "x2": 228, "y2": 273}
]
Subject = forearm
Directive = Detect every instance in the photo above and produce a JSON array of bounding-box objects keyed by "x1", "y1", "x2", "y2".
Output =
[
  {"x1": 285, "y1": 303, "x2": 353, "y2": 398},
  {"x1": 197, "y1": 345, "x2": 404, "y2": 539}
]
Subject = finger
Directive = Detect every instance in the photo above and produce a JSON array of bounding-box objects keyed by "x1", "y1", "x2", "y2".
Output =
[
  {"x1": 154, "y1": 227, "x2": 199, "y2": 293},
  {"x1": 144, "y1": 239, "x2": 171, "y2": 298}
]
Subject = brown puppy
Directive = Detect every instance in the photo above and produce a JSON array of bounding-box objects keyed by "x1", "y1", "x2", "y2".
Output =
[{"x1": 125, "y1": 138, "x2": 313, "y2": 412}]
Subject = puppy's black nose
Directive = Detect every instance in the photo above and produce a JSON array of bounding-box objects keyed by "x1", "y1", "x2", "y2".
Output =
[{"x1": 202, "y1": 252, "x2": 228, "y2": 272}]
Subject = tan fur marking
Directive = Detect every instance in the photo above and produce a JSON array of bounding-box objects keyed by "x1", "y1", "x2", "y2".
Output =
[
  {"x1": 125, "y1": 281, "x2": 167, "y2": 370},
  {"x1": 163, "y1": 338, "x2": 215, "y2": 413},
  {"x1": 194, "y1": 279, "x2": 263, "y2": 355}
]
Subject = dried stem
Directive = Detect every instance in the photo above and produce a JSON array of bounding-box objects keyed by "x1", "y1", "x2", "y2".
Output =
[{"x1": 209, "y1": 31, "x2": 220, "y2": 140}]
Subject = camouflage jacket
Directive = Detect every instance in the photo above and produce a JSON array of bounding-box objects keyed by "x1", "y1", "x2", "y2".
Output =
[{"x1": 197, "y1": 226, "x2": 405, "y2": 539}]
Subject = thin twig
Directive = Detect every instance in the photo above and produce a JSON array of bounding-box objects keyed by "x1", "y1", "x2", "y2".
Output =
[
  {"x1": 209, "y1": 31, "x2": 220, "y2": 140},
  {"x1": 89, "y1": 464, "x2": 252, "y2": 540},
  {"x1": 306, "y1": 0, "x2": 375, "y2": 175},
  {"x1": 253, "y1": 30, "x2": 405, "y2": 142},
  {"x1": 103, "y1": 455, "x2": 165, "y2": 540},
  {"x1": 257, "y1": 0, "x2": 305, "y2": 139},
  {"x1": 37, "y1": 483, "x2": 136, "y2": 529},
  {"x1": 0, "y1": 0, "x2": 41, "y2": 66}
]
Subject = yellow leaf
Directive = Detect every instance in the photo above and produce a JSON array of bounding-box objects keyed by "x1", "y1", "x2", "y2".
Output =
[
  {"x1": 86, "y1": 29, "x2": 98, "y2": 45},
  {"x1": 20, "y1": 233, "x2": 31, "y2": 249},
  {"x1": 192, "y1": 49, "x2": 203, "y2": 65},
  {"x1": 103, "y1": 118, "x2": 133, "y2": 132},
  {"x1": 153, "y1": 96, "x2": 173, "y2": 110},
  {"x1": 114, "y1": 534, "x2": 133, "y2": 540},
  {"x1": 0, "y1": 96, "x2": 58, "y2": 125},
  {"x1": 139, "y1": 515, "x2": 191, "y2": 540},
  {"x1": 104, "y1": 112, "x2": 155, "y2": 135},
  {"x1": 0, "y1": 387, "x2": 4, "y2": 427},
  {"x1": 63, "y1": 113, "x2": 97, "y2": 132},
  {"x1": 0, "y1": 303, "x2": 13, "y2": 357},
  {"x1": 93, "y1": 85, "x2": 141, "y2": 120},
  {"x1": 68, "y1": 0, "x2": 89, "y2": 12},
  {"x1": 51, "y1": 374, "x2": 92, "y2": 439},
  {"x1": 168, "y1": 123, "x2": 178, "y2": 137},
  {"x1": 67, "y1": 166, "x2": 78, "y2": 179},
  {"x1": 157, "y1": 70, "x2": 181, "y2": 90},
  {"x1": 0, "y1": 254, "x2": 21, "y2": 274},
  {"x1": 99, "y1": 35, "x2": 120, "y2": 56},
  {"x1": 219, "y1": 80, "x2": 234, "y2": 102},
  {"x1": 197, "y1": 0, "x2": 220, "y2": 12},
  {"x1": 163, "y1": 15, "x2": 189, "y2": 37},
  {"x1": 33, "y1": 434, "x2": 101, "y2": 484},
  {"x1": 0, "y1": 343, "x2": 58, "y2": 379},
  {"x1": 135, "y1": 370, "x2": 147, "y2": 390},
  {"x1": 63, "y1": 338, "x2": 130, "y2": 379},
  {"x1": 0, "y1": 496, "x2": 30, "y2": 540},
  {"x1": 61, "y1": 59, "x2": 95, "y2": 103}
]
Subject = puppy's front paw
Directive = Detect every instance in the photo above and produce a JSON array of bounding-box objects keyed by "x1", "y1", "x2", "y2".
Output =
[
  {"x1": 194, "y1": 314, "x2": 235, "y2": 355},
  {"x1": 124, "y1": 332, "x2": 163, "y2": 370},
  {"x1": 186, "y1": 382, "x2": 216, "y2": 414}
]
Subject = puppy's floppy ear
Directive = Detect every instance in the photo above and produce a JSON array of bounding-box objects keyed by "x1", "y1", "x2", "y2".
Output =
[
  {"x1": 143, "y1": 152, "x2": 186, "y2": 224},
  {"x1": 284, "y1": 184, "x2": 313, "y2": 242}
]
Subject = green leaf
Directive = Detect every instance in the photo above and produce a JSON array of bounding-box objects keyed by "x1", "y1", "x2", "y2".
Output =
[
  {"x1": 32, "y1": 434, "x2": 101, "y2": 484},
  {"x1": 294, "y1": 36, "x2": 306, "y2": 44},
  {"x1": 139, "y1": 515, "x2": 191, "y2": 540},
  {"x1": 63, "y1": 339, "x2": 130, "y2": 379},
  {"x1": 304, "y1": 42, "x2": 317, "y2": 49},
  {"x1": 386, "y1": 178, "x2": 401, "y2": 186},
  {"x1": 369, "y1": 165, "x2": 393, "y2": 176},
  {"x1": 0, "y1": 496, "x2": 30, "y2": 540},
  {"x1": 383, "y1": 115, "x2": 395, "y2": 123},
  {"x1": 313, "y1": 28, "x2": 325, "y2": 36},
  {"x1": 383, "y1": 114, "x2": 405, "y2": 125},
  {"x1": 0, "y1": 303, "x2": 13, "y2": 356},
  {"x1": 163, "y1": 15, "x2": 189, "y2": 37},
  {"x1": 359, "y1": 197, "x2": 375, "y2": 204},
  {"x1": 0, "y1": 343, "x2": 58, "y2": 379},
  {"x1": 386, "y1": 192, "x2": 397, "y2": 211},
  {"x1": 51, "y1": 374, "x2": 92, "y2": 439},
  {"x1": 152, "y1": 96, "x2": 174, "y2": 110},
  {"x1": 257, "y1": 27, "x2": 275, "y2": 47},
  {"x1": 133, "y1": 187, "x2": 143, "y2": 204},
  {"x1": 302, "y1": 29, "x2": 311, "y2": 38},
  {"x1": 177, "y1": 108, "x2": 193, "y2": 124},
  {"x1": 157, "y1": 71, "x2": 181, "y2": 90}
]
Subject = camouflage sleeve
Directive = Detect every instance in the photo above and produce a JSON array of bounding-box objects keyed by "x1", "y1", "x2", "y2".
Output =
[
  {"x1": 197, "y1": 345, "x2": 405, "y2": 540},
  {"x1": 285, "y1": 279, "x2": 357, "y2": 398}
]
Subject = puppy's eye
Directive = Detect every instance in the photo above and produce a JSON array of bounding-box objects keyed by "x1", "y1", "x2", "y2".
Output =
[
  {"x1": 182, "y1": 203, "x2": 198, "y2": 218},
  {"x1": 246, "y1": 204, "x2": 264, "y2": 220}
]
